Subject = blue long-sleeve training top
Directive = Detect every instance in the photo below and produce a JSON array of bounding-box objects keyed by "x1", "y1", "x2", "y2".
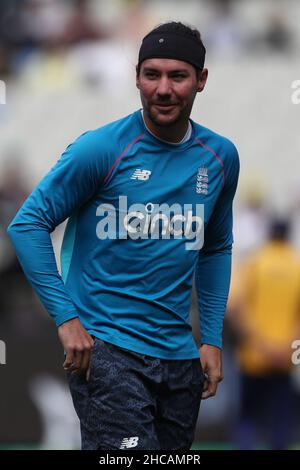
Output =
[{"x1": 7, "y1": 110, "x2": 239, "y2": 359}]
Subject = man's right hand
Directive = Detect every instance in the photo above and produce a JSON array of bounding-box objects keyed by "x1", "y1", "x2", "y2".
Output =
[{"x1": 58, "y1": 317, "x2": 94, "y2": 380}]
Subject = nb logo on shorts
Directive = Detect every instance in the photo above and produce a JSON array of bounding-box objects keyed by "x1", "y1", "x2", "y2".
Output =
[
  {"x1": 131, "y1": 169, "x2": 152, "y2": 181},
  {"x1": 120, "y1": 436, "x2": 139, "y2": 449}
]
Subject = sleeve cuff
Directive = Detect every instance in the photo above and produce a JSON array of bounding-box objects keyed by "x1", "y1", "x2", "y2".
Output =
[
  {"x1": 200, "y1": 335, "x2": 223, "y2": 349},
  {"x1": 55, "y1": 311, "x2": 79, "y2": 327}
]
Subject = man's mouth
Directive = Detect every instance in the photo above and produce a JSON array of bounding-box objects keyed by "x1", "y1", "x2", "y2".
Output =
[{"x1": 153, "y1": 104, "x2": 177, "y2": 112}]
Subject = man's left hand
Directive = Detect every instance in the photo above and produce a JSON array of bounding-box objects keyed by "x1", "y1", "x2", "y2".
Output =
[{"x1": 199, "y1": 344, "x2": 223, "y2": 399}]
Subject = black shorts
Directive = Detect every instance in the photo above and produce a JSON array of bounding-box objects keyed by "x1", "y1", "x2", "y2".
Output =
[{"x1": 67, "y1": 338, "x2": 204, "y2": 450}]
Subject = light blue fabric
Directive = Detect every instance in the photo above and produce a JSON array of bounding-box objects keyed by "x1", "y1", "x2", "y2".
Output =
[{"x1": 7, "y1": 110, "x2": 239, "y2": 359}]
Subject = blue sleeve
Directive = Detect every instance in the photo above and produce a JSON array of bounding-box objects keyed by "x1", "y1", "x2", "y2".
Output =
[
  {"x1": 195, "y1": 142, "x2": 240, "y2": 348},
  {"x1": 7, "y1": 130, "x2": 107, "y2": 327}
]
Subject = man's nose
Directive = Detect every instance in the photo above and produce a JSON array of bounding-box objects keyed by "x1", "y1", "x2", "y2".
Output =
[{"x1": 156, "y1": 77, "x2": 172, "y2": 96}]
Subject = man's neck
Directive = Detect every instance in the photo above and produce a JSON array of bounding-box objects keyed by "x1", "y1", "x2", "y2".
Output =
[{"x1": 142, "y1": 110, "x2": 190, "y2": 144}]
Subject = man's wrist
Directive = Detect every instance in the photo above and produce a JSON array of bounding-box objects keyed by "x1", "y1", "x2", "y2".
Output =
[
  {"x1": 56, "y1": 312, "x2": 79, "y2": 327},
  {"x1": 200, "y1": 343, "x2": 221, "y2": 349},
  {"x1": 200, "y1": 336, "x2": 222, "y2": 349}
]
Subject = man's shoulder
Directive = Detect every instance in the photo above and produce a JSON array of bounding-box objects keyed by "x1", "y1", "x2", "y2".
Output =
[
  {"x1": 63, "y1": 111, "x2": 142, "y2": 172},
  {"x1": 86, "y1": 111, "x2": 142, "y2": 145},
  {"x1": 193, "y1": 121, "x2": 239, "y2": 165},
  {"x1": 70, "y1": 111, "x2": 140, "y2": 153}
]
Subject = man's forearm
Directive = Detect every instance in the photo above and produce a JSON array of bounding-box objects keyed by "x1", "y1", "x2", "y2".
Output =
[
  {"x1": 196, "y1": 248, "x2": 232, "y2": 349},
  {"x1": 7, "y1": 221, "x2": 78, "y2": 326}
]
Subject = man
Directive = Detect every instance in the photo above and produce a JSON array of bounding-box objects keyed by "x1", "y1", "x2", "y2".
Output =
[
  {"x1": 229, "y1": 217, "x2": 300, "y2": 449},
  {"x1": 7, "y1": 22, "x2": 239, "y2": 450}
]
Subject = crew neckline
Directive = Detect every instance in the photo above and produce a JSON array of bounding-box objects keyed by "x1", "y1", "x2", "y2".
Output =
[
  {"x1": 140, "y1": 110, "x2": 192, "y2": 145},
  {"x1": 136, "y1": 109, "x2": 195, "y2": 150}
]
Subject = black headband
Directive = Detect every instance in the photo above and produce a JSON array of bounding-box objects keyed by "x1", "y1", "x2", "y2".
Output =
[{"x1": 138, "y1": 30, "x2": 206, "y2": 70}]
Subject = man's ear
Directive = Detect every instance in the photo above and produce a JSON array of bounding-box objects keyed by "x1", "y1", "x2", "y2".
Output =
[{"x1": 197, "y1": 68, "x2": 208, "y2": 93}]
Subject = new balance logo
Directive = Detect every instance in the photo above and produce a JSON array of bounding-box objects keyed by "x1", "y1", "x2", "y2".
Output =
[
  {"x1": 131, "y1": 169, "x2": 152, "y2": 181},
  {"x1": 120, "y1": 436, "x2": 139, "y2": 449}
]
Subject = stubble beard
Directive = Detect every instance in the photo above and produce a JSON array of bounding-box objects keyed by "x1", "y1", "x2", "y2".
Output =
[{"x1": 146, "y1": 105, "x2": 182, "y2": 129}]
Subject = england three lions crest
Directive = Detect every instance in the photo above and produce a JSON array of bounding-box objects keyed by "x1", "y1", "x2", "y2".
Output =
[{"x1": 196, "y1": 167, "x2": 209, "y2": 195}]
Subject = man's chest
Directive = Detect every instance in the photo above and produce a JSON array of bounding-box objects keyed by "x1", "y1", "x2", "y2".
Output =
[{"x1": 99, "y1": 147, "x2": 224, "y2": 223}]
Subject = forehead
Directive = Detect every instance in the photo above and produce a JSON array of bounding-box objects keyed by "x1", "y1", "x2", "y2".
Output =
[{"x1": 141, "y1": 58, "x2": 195, "y2": 73}]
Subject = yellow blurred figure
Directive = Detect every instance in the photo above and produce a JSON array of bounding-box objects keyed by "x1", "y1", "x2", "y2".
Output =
[
  {"x1": 229, "y1": 217, "x2": 300, "y2": 449},
  {"x1": 237, "y1": 242, "x2": 300, "y2": 374}
]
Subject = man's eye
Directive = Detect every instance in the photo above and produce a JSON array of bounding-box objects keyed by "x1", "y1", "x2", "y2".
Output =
[
  {"x1": 172, "y1": 74, "x2": 186, "y2": 80},
  {"x1": 145, "y1": 73, "x2": 157, "y2": 79}
]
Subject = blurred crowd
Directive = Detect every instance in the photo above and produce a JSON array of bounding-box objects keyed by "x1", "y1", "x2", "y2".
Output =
[
  {"x1": 0, "y1": 0, "x2": 298, "y2": 86},
  {"x1": 1, "y1": 0, "x2": 300, "y2": 450}
]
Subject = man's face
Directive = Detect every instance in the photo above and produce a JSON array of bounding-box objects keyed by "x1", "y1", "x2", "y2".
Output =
[{"x1": 136, "y1": 58, "x2": 208, "y2": 128}]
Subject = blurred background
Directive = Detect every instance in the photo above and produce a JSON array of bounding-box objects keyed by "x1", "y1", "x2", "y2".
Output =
[{"x1": 1, "y1": 0, "x2": 300, "y2": 450}]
